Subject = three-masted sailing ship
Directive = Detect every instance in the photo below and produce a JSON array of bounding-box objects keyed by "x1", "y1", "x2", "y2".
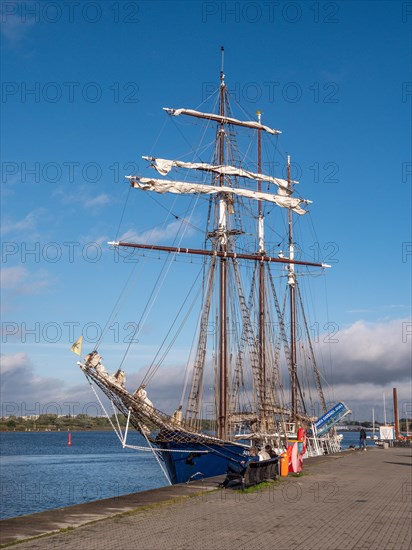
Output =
[{"x1": 77, "y1": 50, "x2": 349, "y2": 484}]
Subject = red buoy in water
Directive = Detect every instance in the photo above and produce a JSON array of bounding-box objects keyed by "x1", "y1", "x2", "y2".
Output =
[{"x1": 68, "y1": 432, "x2": 72, "y2": 446}]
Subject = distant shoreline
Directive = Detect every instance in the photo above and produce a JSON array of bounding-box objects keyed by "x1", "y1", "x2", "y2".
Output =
[
  {"x1": 0, "y1": 414, "x2": 129, "y2": 433},
  {"x1": 0, "y1": 427, "x2": 116, "y2": 433},
  {"x1": 0, "y1": 427, "x2": 377, "y2": 434}
]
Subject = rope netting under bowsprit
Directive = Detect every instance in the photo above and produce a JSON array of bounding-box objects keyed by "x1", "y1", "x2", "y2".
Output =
[{"x1": 81, "y1": 366, "x2": 233, "y2": 447}]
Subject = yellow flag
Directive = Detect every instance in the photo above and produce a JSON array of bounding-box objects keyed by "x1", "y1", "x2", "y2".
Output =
[{"x1": 70, "y1": 336, "x2": 83, "y2": 356}]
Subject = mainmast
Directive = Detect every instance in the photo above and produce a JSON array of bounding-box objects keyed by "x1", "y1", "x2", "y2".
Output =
[
  {"x1": 287, "y1": 155, "x2": 298, "y2": 423},
  {"x1": 218, "y1": 46, "x2": 228, "y2": 440},
  {"x1": 257, "y1": 111, "x2": 266, "y2": 413}
]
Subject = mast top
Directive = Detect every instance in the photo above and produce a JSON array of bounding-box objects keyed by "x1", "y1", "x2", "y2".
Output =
[{"x1": 220, "y1": 46, "x2": 225, "y2": 83}]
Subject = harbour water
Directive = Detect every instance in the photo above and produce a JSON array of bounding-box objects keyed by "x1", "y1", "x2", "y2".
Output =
[
  {"x1": 0, "y1": 431, "x2": 166, "y2": 520},
  {"x1": 0, "y1": 430, "x2": 375, "y2": 520}
]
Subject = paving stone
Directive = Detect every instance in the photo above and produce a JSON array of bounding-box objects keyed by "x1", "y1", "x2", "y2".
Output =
[{"x1": 1, "y1": 448, "x2": 411, "y2": 550}]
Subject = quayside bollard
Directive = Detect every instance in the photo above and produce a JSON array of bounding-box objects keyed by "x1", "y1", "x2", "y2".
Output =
[{"x1": 280, "y1": 452, "x2": 289, "y2": 477}]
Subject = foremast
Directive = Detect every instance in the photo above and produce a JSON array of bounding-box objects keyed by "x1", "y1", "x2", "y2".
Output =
[{"x1": 217, "y1": 50, "x2": 228, "y2": 440}]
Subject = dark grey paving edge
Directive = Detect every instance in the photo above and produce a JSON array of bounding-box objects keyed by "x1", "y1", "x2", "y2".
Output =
[
  {"x1": 0, "y1": 450, "x2": 354, "y2": 546},
  {"x1": 0, "y1": 474, "x2": 226, "y2": 545}
]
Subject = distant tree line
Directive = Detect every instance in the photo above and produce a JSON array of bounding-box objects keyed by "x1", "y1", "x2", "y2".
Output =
[
  {"x1": 342, "y1": 419, "x2": 412, "y2": 431},
  {"x1": 0, "y1": 414, "x2": 127, "y2": 432},
  {"x1": 0, "y1": 414, "x2": 215, "y2": 432},
  {"x1": 1, "y1": 415, "x2": 411, "y2": 432}
]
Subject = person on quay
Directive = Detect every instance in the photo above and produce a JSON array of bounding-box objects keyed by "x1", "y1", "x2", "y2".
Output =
[{"x1": 359, "y1": 428, "x2": 367, "y2": 450}]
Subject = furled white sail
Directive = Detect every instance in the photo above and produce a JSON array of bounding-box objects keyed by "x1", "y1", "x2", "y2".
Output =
[
  {"x1": 126, "y1": 177, "x2": 310, "y2": 215},
  {"x1": 163, "y1": 108, "x2": 281, "y2": 135},
  {"x1": 142, "y1": 156, "x2": 296, "y2": 191}
]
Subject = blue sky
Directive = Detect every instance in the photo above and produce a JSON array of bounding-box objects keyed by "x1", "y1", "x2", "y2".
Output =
[{"x1": 1, "y1": 0, "x2": 411, "y2": 422}]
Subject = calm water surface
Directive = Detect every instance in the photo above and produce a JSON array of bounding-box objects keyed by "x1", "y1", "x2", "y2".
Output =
[
  {"x1": 0, "y1": 431, "x2": 166, "y2": 520},
  {"x1": 0, "y1": 430, "x2": 374, "y2": 519}
]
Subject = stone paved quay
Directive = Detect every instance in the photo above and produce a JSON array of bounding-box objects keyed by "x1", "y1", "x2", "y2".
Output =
[{"x1": 1, "y1": 447, "x2": 411, "y2": 550}]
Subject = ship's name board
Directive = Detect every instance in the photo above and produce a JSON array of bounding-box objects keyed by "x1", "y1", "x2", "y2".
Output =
[{"x1": 314, "y1": 402, "x2": 346, "y2": 431}]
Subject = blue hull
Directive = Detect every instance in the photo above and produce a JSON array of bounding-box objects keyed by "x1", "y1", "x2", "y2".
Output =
[{"x1": 159, "y1": 439, "x2": 248, "y2": 484}]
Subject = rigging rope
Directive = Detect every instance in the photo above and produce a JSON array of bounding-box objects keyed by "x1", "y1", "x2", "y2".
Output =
[
  {"x1": 141, "y1": 266, "x2": 204, "y2": 387},
  {"x1": 137, "y1": 419, "x2": 172, "y2": 485}
]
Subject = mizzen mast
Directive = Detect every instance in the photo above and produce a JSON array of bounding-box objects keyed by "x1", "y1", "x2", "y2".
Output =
[{"x1": 287, "y1": 155, "x2": 298, "y2": 423}]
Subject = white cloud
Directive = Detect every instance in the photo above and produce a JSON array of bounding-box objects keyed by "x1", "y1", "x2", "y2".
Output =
[
  {"x1": 0, "y1": 266, "x2": 27, "y2": 288},
  {"x1": 79, "y1": 233, "x2": 109, "y2": 246},
  {"x1": 122, "y1": 364, "x2": 187, "y2": 413},
  {"x1": 310, "y1": 318, "x2": 412, "y2": 419},
  {"x1": 0, "y1": 352, "x2": 26, "y2": 375},
  {"x1": 1, "y1": 352, "x2": 63, "y2": 403},
  {"x1": 315, "y1": 318, "x2": 411, "y2": 387},
  {"x1": 0, "y1": 266, "x2": 50, "y2": 294},
  {"x1": 330, "y1": 381, "x2": 412, "y2": 423},
  {"x1": 53, "y1": 188, "x2": 111, "y2": 212},
  {"x1": 84, "y1": 194, "x2": 110, "y2": 208},
  {"x1": 0, "y1": 353, "x2": 95, "y2": 416},
  {"x1": 1, "y1": 317, "x2": 410, "y2": 422},
  {"x1": 119, "y1": 218, "x2": 194, "y2": 245},
  {"x1": 1, "y1": 209, "x2": 44, "y2": 237},
  {"x1": 0, "y1": 12, "x2": 35, "y2": 47}
]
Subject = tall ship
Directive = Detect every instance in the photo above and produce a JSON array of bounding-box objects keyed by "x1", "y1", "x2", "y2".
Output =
[{"x1": 76, "y1": 50, "x2": 349, "y2": 484}]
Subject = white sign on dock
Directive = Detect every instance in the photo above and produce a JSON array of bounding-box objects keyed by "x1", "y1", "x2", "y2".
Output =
[{"x1": 379, "y1": 426, "x2": 395, "y2": 440}]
